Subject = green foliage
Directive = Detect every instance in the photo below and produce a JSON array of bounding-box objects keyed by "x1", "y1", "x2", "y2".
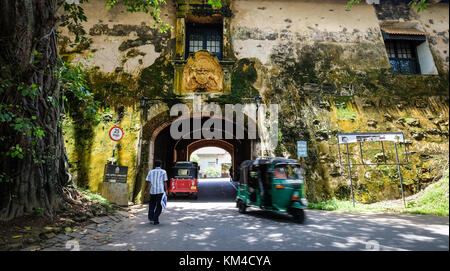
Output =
[
  {"x1": 59, "y1": 0, "x2": 89, "y2": 44},
  {"x1": 308, "y1": 198, "x2": 402, "y2": 212},
  {"x1": 207, "y1": 0, "x2": 222, "y2": 8},
  {"x1": 404, "y1": 169, "x2": 449, "y2": 216},
  {"x1": 309, "y1": 169, "x2": 449, "y2": 216},
  {"x1": 60, "y1": 60, "x2": 100, "y2": 188},
  {"x1": 410, "y1": 0, "x2": 430, "y2": 12},
  {"x1": 0, "y1": 54, "x2": 99, "y2": 184},
  {"x1": 222, "y1": 163, "x2": 231, "y2": 170},
  {"x1": 106, "y1": 0, "x2": 171, "y2": 33},
  {"x1": 59, "y1": 59, "x2": 100, "y2": 122},
  {"x1": 335, "y1": 103, "x2": 357, "y2": 121},
  {"x1": 190, "y1": 154, "x2": 200, "y2": 163},
  {"x1": 346, "y1": 0, "x2": 430, "y2": 12},
  {"x1": 78, "y1": 187, "x2": 113, "y2": 211},
  {"x1": 204, "y1": 167, "x2": 221, "y2": 178},
  {"x1": 8, "y1": 145, "x2": 24, "y2": 159},
  {"x1": 19, "y1": 83, "x2": 40, "y2": 99},
  {"x1": 308, "y1": 198, "x2": 341, "y2": 211},
  {"x1": 345, "y1": 0, "x2": 361, "y2": 11},
  {"x1": 0, "y1": 80, "x2": 48, "y2": 160},
  {"x1": 59, "y1": 0, "x2": 180, "y2": 50}
]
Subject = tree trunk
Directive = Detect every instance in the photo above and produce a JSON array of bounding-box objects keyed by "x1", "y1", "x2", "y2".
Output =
[{"x1": 0, "y1": 0, "x2": 76, "y2": 221}]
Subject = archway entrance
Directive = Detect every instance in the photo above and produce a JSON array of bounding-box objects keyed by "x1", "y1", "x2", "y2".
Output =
[
  {"x1": 150, "y1": 116, "x2": 253, "y2": 179},
  {"x1": 189, "y1": 146, "x2": 236, "y2": 202},
  {"x1": 138, "y1": 114, "x2": 256, "y2": 202},
  {"x1": 190, "y1": 146, "x2": 232, "y2": 178}
]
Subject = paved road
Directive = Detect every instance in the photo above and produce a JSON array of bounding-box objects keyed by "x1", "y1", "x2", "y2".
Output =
[
  {"x1": 40, "y1": 178, "x2": 449, "y2": 251},
  {"x1": 170, "y1": 177, "x2": 238, "y2": 202}
]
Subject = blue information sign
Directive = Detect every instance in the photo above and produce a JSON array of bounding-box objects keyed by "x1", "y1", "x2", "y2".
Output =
[{"x1": 297, "y1": 141, "x2": 307, "y2": 158}]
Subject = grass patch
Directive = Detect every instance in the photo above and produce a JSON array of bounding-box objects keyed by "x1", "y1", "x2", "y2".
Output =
[
  {"x1": 403, "y1": 169, "x2": 449, "y2": 216},
  {"x1": 308, "y1": 199, "x2": 390, "y2": 213},
  {"x1": 336, "y1": 106, "x2": 357, "y2": 120},
  {"x1": 309, "y1": 169, "x2": 449, "y2": 216},
  {"x1": 77, "y1": 187, "x2": 115, "y2": 213}
]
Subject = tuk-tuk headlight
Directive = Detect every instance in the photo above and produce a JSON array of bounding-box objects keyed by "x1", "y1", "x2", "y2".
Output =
[{"x1": 300, "y1": 198, "x2": 308, "y2": 206}]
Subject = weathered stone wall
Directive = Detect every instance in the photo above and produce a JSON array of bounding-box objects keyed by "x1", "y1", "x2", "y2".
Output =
[
  {"x1": 60, "y1": 0, "x2": 177, "y2": 200},
  {"x1": 232, "y1": 0, "x2": 389, "y2": 70},
  {"x1": 59, "y1": 0, "x2": 176, "y2": 72},
  {"x1": 230, "y1": 0, "x2": 449, "y2": 202},
  {"x1": 60, "y1": 0, "x2": 449, "y2": 203}
]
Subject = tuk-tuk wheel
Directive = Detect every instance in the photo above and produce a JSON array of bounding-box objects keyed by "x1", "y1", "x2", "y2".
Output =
[
  {"x1": 191, "y1": 193, "x2": 198, "y2": 200},
  {"x1": 238, "y1": 200, "x2": 247, "y2": 214},
  {"x1": 292, "y1": 209, "x2": 305, "y2": 224}
]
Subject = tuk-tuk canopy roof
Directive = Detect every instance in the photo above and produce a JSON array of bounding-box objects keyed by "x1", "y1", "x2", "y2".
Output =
[
  {"x1": 171, "y1": 161, "x2": 198, "y2": 179},
  {"x1": 240, "y1": 157, "x2": 299, "y2": 168},
  {"x1": 173, "y1": 161, "x2": 198, "y2": 168},
  {"x1": 238, "y1": 157, "x2": 301, "y2": 185}
]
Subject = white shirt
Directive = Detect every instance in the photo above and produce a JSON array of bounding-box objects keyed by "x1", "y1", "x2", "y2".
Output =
[{"x1": 146, "y1": 167, "x2": 168, "y2": 194}]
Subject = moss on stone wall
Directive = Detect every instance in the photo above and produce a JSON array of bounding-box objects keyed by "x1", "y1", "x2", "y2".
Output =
[
  {"x1": 207, "y1": 58, "x2": 260, "y2": 104},
  {"x1": 263, "y1": 41, "x2": 449, "y2": 203},
  {"x1": 139, "y1": 54, "x2": 174, "y2": 96},
  {"x1": 88, "y1": 23, "x2": 171, "y2": 53},
  {"x1": 63, "y1": 47, "x2": 179, "y2": 200},
  {"x1": 86, "y1": 68, "x2": 139, "y2": 109},
  {"x1": 65, "y1": 106, "x2": 140, "y2": 197},
  {"x1": 63, "y1": 67, "x2": 141, "y2": 195}
]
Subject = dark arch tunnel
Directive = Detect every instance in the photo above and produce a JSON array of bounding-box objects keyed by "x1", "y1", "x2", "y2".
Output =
[{"x1": 152, "y1": 116, "x2": 254, "y2": 180}]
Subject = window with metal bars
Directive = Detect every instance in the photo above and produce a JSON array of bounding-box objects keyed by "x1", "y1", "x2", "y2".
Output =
[
  {"x1": 385, "y1": 40, "x2": 420, "y2": 74},
  {"x1": 186, "y1": 23, "x2": 223, "y2": 60}
]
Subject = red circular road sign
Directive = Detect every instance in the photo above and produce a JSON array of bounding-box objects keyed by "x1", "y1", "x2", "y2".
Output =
[{"x1": 109, "y1": 126, "x2": 124, "y2": 141}]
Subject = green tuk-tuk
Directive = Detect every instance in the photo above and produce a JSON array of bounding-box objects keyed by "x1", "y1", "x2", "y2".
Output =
[{"x1": 236, "y1": 157, "x2": 307, "y2": 223}]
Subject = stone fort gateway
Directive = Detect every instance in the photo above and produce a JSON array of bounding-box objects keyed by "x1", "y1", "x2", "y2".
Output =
[{"x1": 59, "y1": 0, "x2": 449, "y2": 205}]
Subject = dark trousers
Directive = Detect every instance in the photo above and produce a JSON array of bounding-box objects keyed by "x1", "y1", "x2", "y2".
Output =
[{"x1": 148, "y1": 193, "x2": 163, "y2": 222}]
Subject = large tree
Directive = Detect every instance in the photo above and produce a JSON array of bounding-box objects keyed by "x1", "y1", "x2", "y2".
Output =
[
  {"x1": 0, "y1": 0, "x2": 170, "y2": 221},
  {"x1": 0, "y1": 0, "x2": 75, "y2": 221}
]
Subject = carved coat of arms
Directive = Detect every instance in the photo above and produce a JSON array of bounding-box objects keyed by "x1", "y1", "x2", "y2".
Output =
[{"x1": 182, "y1": 51, "x2": 223, "y2": 93}]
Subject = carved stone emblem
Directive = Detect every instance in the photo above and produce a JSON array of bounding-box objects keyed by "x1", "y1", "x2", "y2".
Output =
[{"x1": 182, "y1": 50, "x2": 223, "y2": 93}]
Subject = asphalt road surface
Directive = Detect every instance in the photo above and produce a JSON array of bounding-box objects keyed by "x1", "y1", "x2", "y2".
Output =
[
  {"x1": 169, "y1": 177, "x2": 238, "y2": 202},
  {"x1": 42, "y1": 178, "x2": 449, "y2": 251},
  {"x1": 101, "y1": 178, "x2": 448, "y2": 251}
]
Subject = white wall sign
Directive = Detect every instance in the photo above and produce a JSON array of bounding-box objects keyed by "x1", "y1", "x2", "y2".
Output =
[{"x1": 338, "y1": 132, "x2": 404, "y2": 144}]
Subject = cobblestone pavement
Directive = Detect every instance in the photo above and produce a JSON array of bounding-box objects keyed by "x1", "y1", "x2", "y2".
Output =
[{"x1": 21, "y1": 210, "x2": 137, "y2": 251}]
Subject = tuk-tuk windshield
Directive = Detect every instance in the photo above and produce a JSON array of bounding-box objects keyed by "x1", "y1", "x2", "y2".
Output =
[
  {"x1": 177, "y1": 169, "x2": 190, "y2": 176},
  {"x1": 274, "y1": 164, "x2": 303, "y2": 180}
]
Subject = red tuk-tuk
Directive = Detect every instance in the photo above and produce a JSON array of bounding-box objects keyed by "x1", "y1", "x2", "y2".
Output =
[{"x1": 169, "y1": 161, "x2": 199, "y2": 199}]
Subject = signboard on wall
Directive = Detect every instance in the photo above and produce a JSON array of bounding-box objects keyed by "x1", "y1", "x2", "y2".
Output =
[
  {"x1": 337, "y1": 132, "x2": 404, "y2": 144},
  {"x1": 297, "y1": 141, "x2": 308, "y2": 157},
  {"x1": 103, "y1": 164, "x2": 128, "y2": 183}
]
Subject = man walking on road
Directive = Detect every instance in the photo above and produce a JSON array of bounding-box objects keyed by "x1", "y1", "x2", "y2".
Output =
[{"x1": 144, "y1": 160, "x2": 168, "y2": 225}]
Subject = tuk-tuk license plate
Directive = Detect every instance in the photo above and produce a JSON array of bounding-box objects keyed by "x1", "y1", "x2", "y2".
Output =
[{"x1": 190, "y1": 186, "x2": 197, "y2": 190}]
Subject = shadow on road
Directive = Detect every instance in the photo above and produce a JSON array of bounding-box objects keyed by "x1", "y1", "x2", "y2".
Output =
[{"x1": 243, "y1": 209, "x2": 302, "y2": 224}]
